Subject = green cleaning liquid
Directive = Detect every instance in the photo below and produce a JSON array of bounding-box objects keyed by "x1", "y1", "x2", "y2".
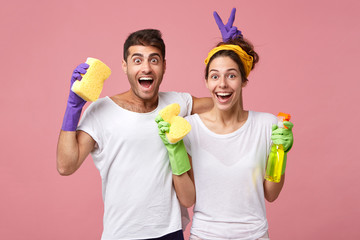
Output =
[
  {"x1": 265, "y1": 144, "x2": 285, "y2": 182},
  {"x1": 265, "y1": 112, "x2": 291, "y2": 183}
]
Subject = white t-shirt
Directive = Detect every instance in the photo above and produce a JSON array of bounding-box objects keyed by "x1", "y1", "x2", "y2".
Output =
[
  {"x1": 183, "y1": 111, "x2": 277, "y2": 240},
  {"x1": 77, "y1": 92, "x2": 192, "y2": 240}
]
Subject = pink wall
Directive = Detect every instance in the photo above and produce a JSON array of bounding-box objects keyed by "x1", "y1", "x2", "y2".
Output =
[{"x1": 1, "y1": 0, "x2": 359, "y2": 239}]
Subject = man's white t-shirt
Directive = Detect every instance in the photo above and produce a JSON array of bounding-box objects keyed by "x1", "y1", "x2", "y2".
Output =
[
  {"x1": 77, "y1": 92, "x2": 192, "y2": 240},
  {"x1": 183, "y1": 111, "x2": 277, "y2": 240}
]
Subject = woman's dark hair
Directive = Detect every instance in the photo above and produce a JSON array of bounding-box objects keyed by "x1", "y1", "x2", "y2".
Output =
[
  {"x1": 205, "y1": 36, "x2": 259, "y2": 83},
  {"x1": 123, "y1": 29, "x2": 166, "y2": 61}
]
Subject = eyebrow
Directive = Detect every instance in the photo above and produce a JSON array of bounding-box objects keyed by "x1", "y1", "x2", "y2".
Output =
[
  {"x1": 209, "y1": 68, "x2": 239, "y2": 73},
  {"x1": 131, "y1": 53, "x2": 161, "y2": 59}
]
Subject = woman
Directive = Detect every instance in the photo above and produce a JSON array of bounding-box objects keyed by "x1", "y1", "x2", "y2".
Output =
[{"x1": 156, "y1": 10, "x2": 294, "y2": 240}]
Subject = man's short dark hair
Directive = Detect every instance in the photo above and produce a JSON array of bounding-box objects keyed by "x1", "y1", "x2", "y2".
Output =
[{"x1": 123, "y1": 29, "x2": 166, "y2": 61}]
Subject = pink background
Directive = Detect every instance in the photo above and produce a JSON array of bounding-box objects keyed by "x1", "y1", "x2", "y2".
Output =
[{"x1": 1, "y1": 0, "x2": 359, "y2": 239}]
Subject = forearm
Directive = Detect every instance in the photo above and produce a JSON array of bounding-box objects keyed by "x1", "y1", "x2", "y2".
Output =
[
  {"x1": 173, "y1": 172, "x2": 196, "y2": 208},
  {"x1": 263, "y1": 174, "x2": 285, "y2": 202},
  {"x1": 191, "y1": 96, "x2": 213, "y2": 114},
  {"x1": 57, "y1": 131, "x2": 81, "y2": 175},
  {"x1": 56, "y1": 130, "x2": 94, "y2": 175}
]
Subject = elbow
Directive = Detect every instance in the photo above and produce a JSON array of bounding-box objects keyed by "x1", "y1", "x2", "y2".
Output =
[
  {"x1": 179, "y1": 196, "x2": 196, "y2": 208},
  {"x1": 57, "y1": 166, "x2": 75, "y2": 176},
  {"x1": 56, "y1": 160, "x2": 76, "y2": 176},
  {"x1": 56, "y1": 154, "x2": 78, "y2": 176},
  {"x1": 265, "y1": 195, "x2": 278, "y2": 203},
  {"x1": 180, "y1": 200, "x2": 194, "y2": 208},
  {"x1": 264, "y1": 192, "x2": 280, "y2": 202}
]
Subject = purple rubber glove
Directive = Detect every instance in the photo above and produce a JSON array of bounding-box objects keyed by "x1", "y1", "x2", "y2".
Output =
[
  {"x1": 61, "y1": 63, "x2": 89, "y2": 131},
  {"x1": 213, "y1": 8, "x2": 243, "y2": 42}
]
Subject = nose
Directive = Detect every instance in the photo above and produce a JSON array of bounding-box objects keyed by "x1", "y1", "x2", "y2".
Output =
[
  {"x1": 219, "y1": 76, "x2": 227, "y2": 88},
  {"x1": 141, "y1": 60, "x2": 152, "y2": 74}
]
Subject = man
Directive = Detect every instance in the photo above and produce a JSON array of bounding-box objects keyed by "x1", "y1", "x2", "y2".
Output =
[{"x1": 57, "y1": 29, "x2": 212, "y2": 240}]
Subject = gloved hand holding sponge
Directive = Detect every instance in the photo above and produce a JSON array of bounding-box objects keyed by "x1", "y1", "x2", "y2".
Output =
[
  {"x1": 62, "y1": 58, "x2": 111, "y2": 131},
  {"x1": 155, "y1": 104, "x2": 192, "y2": 175}
]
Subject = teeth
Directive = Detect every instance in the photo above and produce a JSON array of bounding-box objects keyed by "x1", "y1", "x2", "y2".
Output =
[
  {"x1": 217, "y1": 92, "x2": 231, "y2": 96},
  {"x1": 139, "y1": 77, "x2": 153, "y2": 81}
]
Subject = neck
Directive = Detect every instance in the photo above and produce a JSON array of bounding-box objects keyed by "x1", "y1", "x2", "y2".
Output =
[
  {"x1": 210, "y1": 102, "x2": 247, "y2": 126},
  {"x1": 112, "y1": 90, "x2": 159, "y2": 113}
]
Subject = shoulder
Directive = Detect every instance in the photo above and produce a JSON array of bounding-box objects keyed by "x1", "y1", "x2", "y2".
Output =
[
  {"x1": 84, "y1": 97, "x2": 111, "y2": 112},
  {"x1": 159, "y1": 91, "x2": 192, "y2": 102},
  {"x1": 251, "y1": 111, "x2": 277, "y2": 125},
  {"x1": 159, "y1": 92, "x2": 193, "y2": 116}
]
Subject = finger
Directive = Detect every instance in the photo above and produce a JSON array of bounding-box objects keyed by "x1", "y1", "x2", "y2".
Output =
[
  {"x1": 158, "y1": 129, "x2": 166, "y2": 135},
  {"x1": 74, "y1": 63, "x2": 88, "y2": 74},
  {"x1": 76, "y1": 67, "x2": 88, "y2": 75},
  {"x1": 272, "y1": 128, "x2": 288, "y2": 136},
  {"x1": 213, "y1": 11, "x2": 225, "y2": 29},
  {"x1": 226, "y1": 8, "x2": 236, "y2": 28},
  {"x1": 78, "y1": 63, "x2": 89, "y2": 69},
  {"x1": 158, "y1": 121, "x2": 170, "y2": 128},
  {"x1": 160, "y1": 126, "x2": 170, "y2": 133},
  {"x1": 155, "y1": 115, "x2": 163, "y2": 123},
  {"x1": 271, "y1": 139, "x2": 284, "y2": 145},
  {"x1": 72, "y1": 73, "x2": 82, "y2": 80},
  {"x1": 228, "y1": 26, "x2": 238, "y2": 39},
  {"x1": 271, "y1": 134, "x2": 285, "y2": 141},
  {"x1": 283, "y1": 121, "x2": 294, "y2": 130}
]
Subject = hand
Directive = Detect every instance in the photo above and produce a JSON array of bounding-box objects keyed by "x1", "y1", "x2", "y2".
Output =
[
  {"x1": 68, "y1": 63, "x2": 89, "y2": 108},
  {"x1": 155, "y1": 115, "x2": 171, "y2": 145},
  {"x1": 271, "y1": 121, "x2": 294, "y2": 152},
  {"x1": 61, "y1": 63, "x2": 89, "y2": 131},
  {"x1": 213, "y1": 8, "x2": 243, "y2": 42},
  {"x1": 155, "y1": 115, "x2": 191, "y2": 175}
]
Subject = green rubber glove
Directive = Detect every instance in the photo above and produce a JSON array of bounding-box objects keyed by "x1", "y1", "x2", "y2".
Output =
[
  {"x1": 271, "y1": 121, "x2": 294, "y2": 175},
  {"x1": 155, "y1": 115, "x2": 191, "y2": 175}
]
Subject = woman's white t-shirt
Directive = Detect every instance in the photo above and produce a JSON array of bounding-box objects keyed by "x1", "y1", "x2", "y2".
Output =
[{"x1": 184, "y1": 111, "x2": 277, "y2": 240}]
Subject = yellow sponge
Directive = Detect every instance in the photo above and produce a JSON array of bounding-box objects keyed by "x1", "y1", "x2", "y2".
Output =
[
  {"x1": 159, "y1": 103, "x2": 191, "y2": 143},
  {"x1": 71, "y1": 57, "x2": 111, "y2": 102}
]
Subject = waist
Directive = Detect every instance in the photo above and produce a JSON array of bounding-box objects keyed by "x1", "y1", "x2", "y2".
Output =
[{"x1": 191, "y1": 215, "x2": 268, "y2": 239}]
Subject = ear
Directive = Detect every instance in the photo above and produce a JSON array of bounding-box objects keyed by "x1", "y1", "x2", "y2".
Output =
[
  {"x1": 122, "y1": 59, "x2": 127, "y2": 74},
  {"x1": 241, "y1": 80, "x2": 248, "y2": 88},
  {"x1": 163, "y1": 59, "x2": 166, "y2": 73}
]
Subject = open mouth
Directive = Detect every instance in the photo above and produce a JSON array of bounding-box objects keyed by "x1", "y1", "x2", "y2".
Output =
[
  {"x1": 216, "y1": 92, "x2": 232, "y2": 101},
  {"x1": 138, "y1": 77, "x2": 154, "y2": 88}
]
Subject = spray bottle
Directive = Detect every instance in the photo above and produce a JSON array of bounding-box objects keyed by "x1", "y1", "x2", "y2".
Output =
[{"x1": 265, "y1": 112, "x2": 291, "y2": 183}]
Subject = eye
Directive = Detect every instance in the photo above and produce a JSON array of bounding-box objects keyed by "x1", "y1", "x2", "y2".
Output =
[
  {"x1": 210, "y1": 75, "x2": 219, "y2": 80},
  {"x1": 228, "y1": 74, "x2": 236, "y2": 79},
  {"x1": 150, "y1": 58, "x2": 159, "y2": 64},
  {"x1": 134, "y1": 58, "x2": 141, "y2": 64}
]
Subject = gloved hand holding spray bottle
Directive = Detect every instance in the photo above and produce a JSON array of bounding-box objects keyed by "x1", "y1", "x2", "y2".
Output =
[{"x1": 265, "y1": 113, "x2": 294, "y2": 183}]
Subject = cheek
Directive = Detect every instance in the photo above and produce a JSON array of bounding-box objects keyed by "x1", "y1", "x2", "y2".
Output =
[
  {"x1": 155, "y1": 65, "x2": 165, "y2": 75},
  {"x1": 127, "y1": 66, "x2": 139, "y2": 77},
  {"x1": 205, "y1": 80, "x2": 212, "y2": 90},
  {"x1": 230, "y1": 80, "x2": 242, "y2": 90},
  {"x1": 206, "y1": 82, "x2": 217, "y2": 93}
]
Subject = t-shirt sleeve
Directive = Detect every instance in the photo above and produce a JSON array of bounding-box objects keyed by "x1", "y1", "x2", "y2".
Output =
[
  {"x1": 77, "y1": 103, "x2": 103, "y2": 152},
  {"x1": 178, "y1": 92, "x2": 193, "y2": 116}
]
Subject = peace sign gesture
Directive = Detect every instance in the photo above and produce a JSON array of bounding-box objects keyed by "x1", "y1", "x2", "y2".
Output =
[{"x1": 213, "y1": 8, "x2": 243, "y2": 42}]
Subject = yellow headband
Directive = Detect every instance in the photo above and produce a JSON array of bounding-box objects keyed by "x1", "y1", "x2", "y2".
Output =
[{"x1": 204, "y1": 44, "x2": 253, "y2": 78}]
